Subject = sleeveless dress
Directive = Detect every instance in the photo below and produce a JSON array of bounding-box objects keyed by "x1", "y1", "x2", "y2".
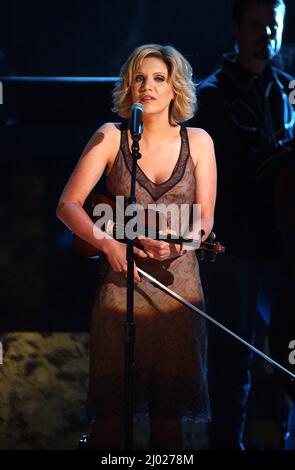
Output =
[{"x1": 88, "y1": 125, "x2": 211, "y2": 422}]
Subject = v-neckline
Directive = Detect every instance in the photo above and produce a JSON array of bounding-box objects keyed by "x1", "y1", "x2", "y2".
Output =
[
  {"x1": 120, "y1": 126, "x2": 190, "y2": 201},
  {"x1": 125, "y1": 128, "x2": 183, "y2": 186}
]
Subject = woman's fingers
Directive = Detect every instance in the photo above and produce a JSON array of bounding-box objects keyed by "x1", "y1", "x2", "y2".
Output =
[
  {"x1": 105, "y1": 242, "x2": 142, "y2": 282},
  {"x1": 134, "y1": 264, "x2": 141, "y2": 283},
  {"x1": 134, "y1": 246, "x2": 148, "y2": 258},
  {"x1": 108, "y1": 238, "x2": 185, "y2": 270}
]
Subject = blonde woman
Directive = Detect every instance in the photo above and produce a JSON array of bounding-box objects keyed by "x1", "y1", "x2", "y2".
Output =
[{"x1": 56, "y1": 44, "x2": 216, "y2": 449}]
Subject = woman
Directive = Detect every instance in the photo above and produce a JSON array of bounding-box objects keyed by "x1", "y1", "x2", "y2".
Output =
[{"x1": 56, "y1": 44, "x2": 216, "y2": 449}]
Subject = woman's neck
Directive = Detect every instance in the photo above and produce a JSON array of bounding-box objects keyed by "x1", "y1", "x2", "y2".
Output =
[{"x1": 140, "y1": 114, "x2": 179, "y2": 143}]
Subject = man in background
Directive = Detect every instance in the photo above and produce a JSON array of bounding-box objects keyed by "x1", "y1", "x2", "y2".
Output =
[{"x1": 196, "y1": 0, "x2": 295, "y2": 449}]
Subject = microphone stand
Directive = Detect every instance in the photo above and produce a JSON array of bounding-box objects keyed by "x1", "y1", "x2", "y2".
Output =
[{"x1": 123, "y1": 132, "x2": 142, "y2": 450}]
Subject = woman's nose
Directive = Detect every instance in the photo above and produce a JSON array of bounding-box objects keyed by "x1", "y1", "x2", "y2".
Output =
[{"x1": 140, "y1": 77, "x2": 153, "y2": 90}]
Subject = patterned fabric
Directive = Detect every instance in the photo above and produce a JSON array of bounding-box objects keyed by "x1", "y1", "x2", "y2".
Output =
[{"x1": 88, "y1": 126, "x2": 211, "y2": 422}]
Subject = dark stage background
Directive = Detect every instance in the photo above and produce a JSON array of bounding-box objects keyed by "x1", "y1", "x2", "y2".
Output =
[
  {"x1": 1, "y1": 0, "x2": 295, "y2": 77},
  {"x1": 0, "y1": 0, "x2": 295, "y2": 451},
  {"x1": 1, "y1": 0, "x2": 295, "y2": 332}
]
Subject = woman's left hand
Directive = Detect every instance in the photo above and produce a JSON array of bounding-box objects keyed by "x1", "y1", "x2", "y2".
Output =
[{"x1": 138, "y1": 236, "x2": 187, "y2": 261}]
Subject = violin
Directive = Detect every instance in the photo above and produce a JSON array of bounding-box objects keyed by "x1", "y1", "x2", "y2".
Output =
[{"x1": 73, "y1": 192, "x2": 225, "y2": 260}]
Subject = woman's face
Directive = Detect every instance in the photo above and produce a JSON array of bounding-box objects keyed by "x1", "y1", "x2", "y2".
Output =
[{"x1": 131, "y1": 56, "x2": 174, "y2": 117}]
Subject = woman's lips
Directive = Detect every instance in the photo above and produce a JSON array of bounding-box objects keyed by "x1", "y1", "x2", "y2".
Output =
[{"x1": 140, "y1": 97, "x2": 156, "y2": 102}]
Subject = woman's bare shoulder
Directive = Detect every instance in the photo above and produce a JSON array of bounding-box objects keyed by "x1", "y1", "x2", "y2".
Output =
[
  {"x1": 186, "y1": 126, "x2": 213, "y2": 144},
  {"x1": 77, "y1": 122, "x2": 122, "y2": 167},
  {"x1": 94, "y1": 122, "x2": 122, "y2": 140},
  {"x1": 82, "y1": 122, "x2": 122, "y2": 157},
  {"x1": 185, "y1": 127, "x2": 215, "y2": 166}
]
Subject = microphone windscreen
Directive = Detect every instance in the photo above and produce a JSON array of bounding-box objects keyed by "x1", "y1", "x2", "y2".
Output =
[{"x1": 131, "y1": 102, "x2": 144, "y2": 113}]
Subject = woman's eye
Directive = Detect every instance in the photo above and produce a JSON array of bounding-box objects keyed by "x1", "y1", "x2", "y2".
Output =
[{"x1": 134, "y1": 75, "x2": 165, "y2": 83}]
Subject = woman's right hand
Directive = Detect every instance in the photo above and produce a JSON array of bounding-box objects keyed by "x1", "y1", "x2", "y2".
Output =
[{"x1": 102, "y1": 239, "x2": 147, "y2": 283}]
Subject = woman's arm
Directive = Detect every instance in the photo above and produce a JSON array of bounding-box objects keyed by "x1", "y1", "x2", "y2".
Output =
[
  {"x1": 56, "y1": 123, "x2": 119, "y2": 250},
  {"x1": 188, "y1": 127, "x2": 217, "y2": 241},
  {"x1": 56, "y1": 122, "x2": 147, "y2": 282}
]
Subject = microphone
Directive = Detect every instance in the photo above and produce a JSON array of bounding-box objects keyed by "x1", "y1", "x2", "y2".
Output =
[{"x1": 130, "y1": 102, "x2": 144, "y2": 139}]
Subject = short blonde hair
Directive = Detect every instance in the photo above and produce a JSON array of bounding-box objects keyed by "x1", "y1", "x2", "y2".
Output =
[{"x1": 112, "y1": 44, "x2": 197, "y2": 126}]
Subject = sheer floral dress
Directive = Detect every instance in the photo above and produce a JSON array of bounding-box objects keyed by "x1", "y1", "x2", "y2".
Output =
[{"x1": 88, "y1": 125, "x2": 211, "y2": 422}]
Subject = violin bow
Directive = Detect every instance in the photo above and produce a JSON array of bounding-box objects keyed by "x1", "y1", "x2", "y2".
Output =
[{"x1": 137, "y1": 267, "x2": 295, "y2": 381}]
